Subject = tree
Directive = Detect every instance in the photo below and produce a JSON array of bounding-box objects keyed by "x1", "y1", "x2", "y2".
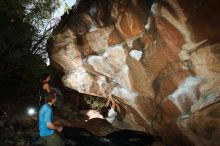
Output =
[{"x1": 0, "y1": 0, "x2": 62, "y2": 98}]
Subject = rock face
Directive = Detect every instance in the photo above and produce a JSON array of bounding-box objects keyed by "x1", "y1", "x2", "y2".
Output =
[{"x1": 48, "y1": 0, "x2": 220, "y2": 145}]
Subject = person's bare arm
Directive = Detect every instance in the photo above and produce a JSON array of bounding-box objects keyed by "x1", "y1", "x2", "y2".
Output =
[
  {"x1": 47, "y1": 122, "x2": 63, "y2": 132},
  {"x1": 44, "y1": 83, "x2": 51, "y2": 93},
  {"x1": 111, "y1": 97, "x2": 116, "y2": 110},
  {"x1": 105, "y1": 96, "x2": 111, "y2": 107}
]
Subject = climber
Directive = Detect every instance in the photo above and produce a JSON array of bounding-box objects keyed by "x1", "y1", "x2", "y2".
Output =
[
  {"x1": 39, "y1": 92, "x2": 64, "y2": 146},
  {"x1": 100, "y1": 94, "x2": 117, "y2": 124},
  {"x1": 39, "y1": 73, "x2": 52, "y2": 107}
]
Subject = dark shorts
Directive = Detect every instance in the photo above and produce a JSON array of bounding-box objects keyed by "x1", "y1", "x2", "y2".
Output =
[{"x1": 41, "y1": 133, "x2": 64, "y2": 146}]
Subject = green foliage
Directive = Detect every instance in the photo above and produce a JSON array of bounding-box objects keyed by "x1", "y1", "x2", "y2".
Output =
[
  {"x1": 84, "y1": 96, "x2": 106, "y2": 110},
  {"x1": 0, "y1": 0, "x2": 62, "y2": 54},
  {"x1": 49, "y1": 34, "x2": 58, "y2": 41},
  {"x1": 64, "y1": 3, "x2": 72, "y2": 15},
  {"x1": 0, "y1": 0, "x2": 32, "y2": 52},
  {"x1": 24, "y1": 0, "x2": 61, "y2": 27},
  {"x1": 0, "y1": 0, "x2": 77, "y2": 99},
  {"x1": 0, "y1": 0, "x2": 62, "y2": 98}
]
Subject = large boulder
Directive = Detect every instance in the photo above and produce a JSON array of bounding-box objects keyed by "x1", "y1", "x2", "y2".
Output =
[{"x1": 48, "y1": 0, "x2": 220, "y2": 145}]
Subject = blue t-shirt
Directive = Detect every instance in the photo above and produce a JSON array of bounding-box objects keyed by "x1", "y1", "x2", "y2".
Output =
[{"x1": 39, "y1": 104, "x2": 54, "y2": 137}]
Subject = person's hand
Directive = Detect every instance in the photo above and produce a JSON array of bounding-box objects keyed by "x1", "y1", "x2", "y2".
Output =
[{"x1": 57, "y1": 126, "x2": 63, "y2": 132}]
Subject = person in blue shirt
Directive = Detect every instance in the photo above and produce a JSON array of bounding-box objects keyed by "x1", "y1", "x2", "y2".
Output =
[{"x1": 39, "y1": 92, "x2": 64, "y2": 146}]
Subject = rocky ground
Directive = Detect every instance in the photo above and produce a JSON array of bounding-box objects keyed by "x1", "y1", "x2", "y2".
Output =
[{"x1": 0, "y1": 97, "x2": 166, "y2": 146}]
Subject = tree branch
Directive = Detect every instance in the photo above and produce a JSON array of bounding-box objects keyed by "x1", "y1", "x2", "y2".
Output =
[{"x1": 31, "y1": 24, "x2": 56, "y2": 54}]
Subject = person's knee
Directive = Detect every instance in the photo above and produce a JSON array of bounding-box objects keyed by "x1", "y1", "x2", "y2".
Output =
[{"x1": 52, "y1": 134, "x2": 64, "y2": 146}]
